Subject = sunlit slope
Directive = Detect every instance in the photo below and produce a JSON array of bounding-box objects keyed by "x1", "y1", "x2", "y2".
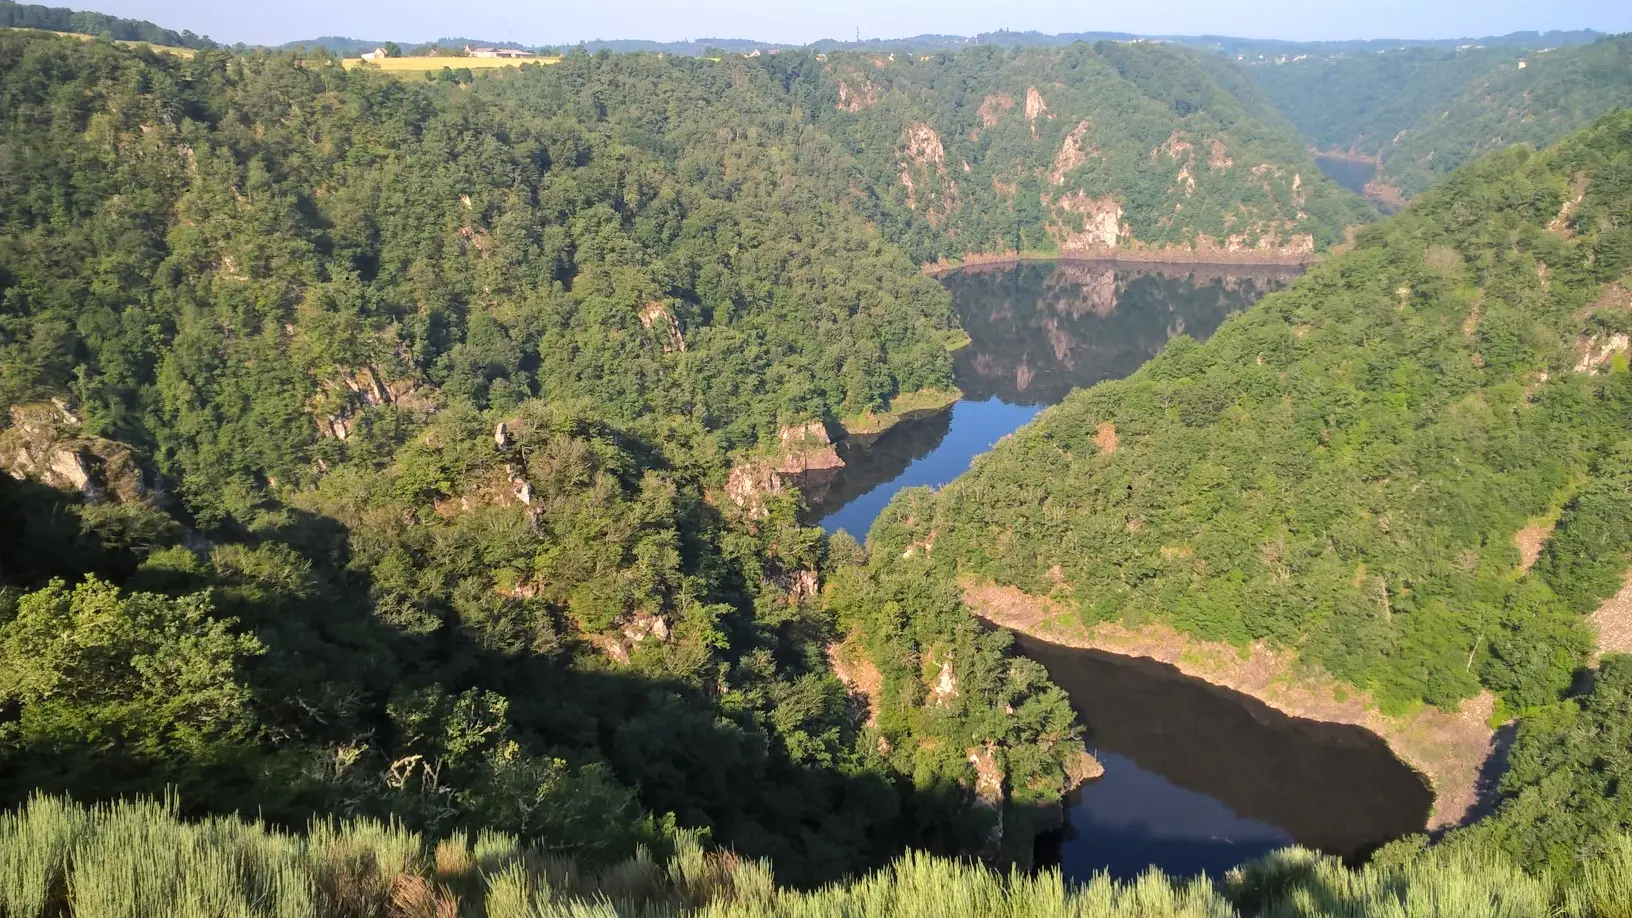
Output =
[{"x1": 888, "y1": 110, "x2": 1632, "y2": 716}]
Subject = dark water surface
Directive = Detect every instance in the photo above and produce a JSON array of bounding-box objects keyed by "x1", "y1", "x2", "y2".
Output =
[
  {"x1": 1314, "y1": 153, "x2": 1380, "y2": 196},
  {"x1": 813, "y1": 260, "x2": 1297, "y2": 537},
  {"x1": 811, "y1": 259, "x2": 1433, "y2": 882},
  {"x1": 1018, "y1": 635, "x2": 1433, "y2": 881}
]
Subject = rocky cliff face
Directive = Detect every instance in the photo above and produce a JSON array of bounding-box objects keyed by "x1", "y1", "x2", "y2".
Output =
[
  {"x1": 898, "y1": 122, "x2": 960, "y2": 228},
  {"x1": 0, "y1": 402, "x2": 150, "y2": 504},
  {"x1": 822, "y1": 44, "x2": 1366, "y2": 263},
  {"x1": 309, "y1": 364, "x2": 437, "y2": 443},
  {"x1": 726, "y1": 422, "x2": 845, "y2": 518}
]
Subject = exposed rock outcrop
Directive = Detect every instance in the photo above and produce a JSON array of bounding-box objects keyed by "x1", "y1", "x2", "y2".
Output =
[
  {"x1": 638, "y1": 301, "x2": 686, "y2": 353},
  {"x1": 1591, "y1": 569, "x2": 1632, "y2": 661},
  {"x1": 725, "y1": 422, "x2": 845, "y2": 518},
  {"x1": 899, "y1": 123, "x2": 959, "y2": 226},
  {"x1": 1157, "y1": 131, "x2": 1193, "y2": 162},
  {"x1": 1024, "y1": 86, "x2": 1047, "y2": 121},
  {"x1": 827, "y1": 640, "x2": 884, "y2": 728},
  {"x1": 1093, "y1": 421, "x2": 1119, "y2": 455},
  {"x1": 586, "y1": 610, "x2": 673, "y2": 665},
  {"x1": 836, "y1": 79, "x2": 879, "y2": 112},
  {"x1": 1, "y1": 402, "x2": 149, "y2": 504},
  {"x1": 1549, "y1": 173, "x2": 1587, "y2": 237},
  {"x1": 1048, "y1": 120, "x2": 1096, "y2": 186},
  {"x1": 928, "y1": 654, "x2": 959, "y2": 705},
  {"x1": 1575, "y1": 332, "x2": 1630, "y2": 374},
  {"x1": 977, "y1": 92, "x2": 1014, "y2": 128},
  {"x1": 1066, "y1": 749, "x2": 1105, "y2": 786},
  {"x1": 1046, "y1": 192, "x2": 1123, "y2": 253},
  {"x1": 311, "y1": 364, "x2": 437, "y2": 442}
]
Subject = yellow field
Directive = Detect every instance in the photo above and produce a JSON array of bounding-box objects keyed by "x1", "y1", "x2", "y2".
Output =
[
  {"x1": 3, "y1": 27, "x2": 196, "y2": 56},
  {"x1": 342, "y1": 55, "x2": 561, "y2": 74}
]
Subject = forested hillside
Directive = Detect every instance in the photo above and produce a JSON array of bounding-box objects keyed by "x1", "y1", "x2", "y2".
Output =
[
  {"x1": 0, "y1": 31, "x2": 1093, "y2": 884},
  {"x1": 893, "y1": 109, "x2": 1632, "y2": 719},
  {"x1": 9, "y1": 12, "x2": 1632, "y2": 904},
  {"x1": 809, "y1": 42, "x2": 1371, "y2": 262},
  {"x1": 0, "y1": 0, "x2": 213, "y2": 48},
  {"x1": 1252, "y1": 46, "x2": 1526, "y2": 157},
  {"x1": 1257, "y1": 34, "x2": 1632, "y2": 198},
  {"x1": 1384, "y1": 34, "x2": 1632, "y2": 196}
]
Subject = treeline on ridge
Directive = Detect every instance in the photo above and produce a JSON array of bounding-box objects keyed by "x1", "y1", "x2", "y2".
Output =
[{"x1": 0, "y1": 0, "x2": 213, "y2": 49}]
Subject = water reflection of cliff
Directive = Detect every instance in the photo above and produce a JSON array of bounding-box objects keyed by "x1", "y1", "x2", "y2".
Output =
[
  {"x1": 814, "y1": 408, "x2": 954, "y2": 515},
  {"x1": 809, "y1": 260, "x2": 1297, "y2": 529},
  {"x1": 949, "y1": 260, "x2": 1300, "y2": 405}
]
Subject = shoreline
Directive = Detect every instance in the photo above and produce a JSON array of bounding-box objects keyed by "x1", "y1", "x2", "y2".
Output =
[
  {"x1": 1312, "y1": 148, "x2": 1382, "y2": 165},
  {"x1": 961, "y1": 580, "x2": 1501, "y2": 831},
  {"x1": 923, "y1": 248, "x2": 1323, "y2": 277},
  {"x1": 838, "y1": 387, "x2": 963, "y2": 442}
]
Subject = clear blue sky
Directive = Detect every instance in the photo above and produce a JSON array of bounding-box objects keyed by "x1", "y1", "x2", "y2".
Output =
[{"x1": 86, "y1": 0, "x2": 1630, "y2": 47}]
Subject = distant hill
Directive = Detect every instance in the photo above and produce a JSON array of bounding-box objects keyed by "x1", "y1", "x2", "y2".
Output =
[
  {"x1": 574, "y1": 37, "x2": 783, "y2": 55},
  {"x1": 1252, "y1": 46, "x2": 1529, "y2": 156},
  {"x1": 275, "y1": 28, "x2": 1600, "y2": 61},
  {"x1": 810, "y1": 42, "x2": 1373, "y2": 262},
  {"x1": 1256, "y1": 33, "x2": 1632, "y2": 197},
  {"x1": 278, "y1": 35, "x2": 548, "y2": 54},
  {"x1": 1383, "y1": 33, "x2": 1632, "y2": 195},
  {"x1": 276, "y1": 35, "x2": 386, "y2": 54},
  {"x1": 0, "y1": 0, "x2": 213, "y2": 48}
]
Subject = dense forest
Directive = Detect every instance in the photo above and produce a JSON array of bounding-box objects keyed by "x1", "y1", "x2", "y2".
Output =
[
  {"x1": 1257, "y1": 33, "x2": 1632, "y2": 198},
  {"x1": 1251, "y1": 46, "x2": 1527, "y2": 158},
  {"x1": 901, "y1": 108, "x2": 1632, "y2": 714},
  {"x1": 6, "y1": 5, "x2": 1632, "y2": 911},
  {"x1": 0, "y1": 0, "x2": 213, "y2": 48},
  {"x1": 0, "y1": 29, "x2": 1094, "y2": 886},
  {"x1": 810, "y1": 43, "x2": 1371, "y2": 261}
]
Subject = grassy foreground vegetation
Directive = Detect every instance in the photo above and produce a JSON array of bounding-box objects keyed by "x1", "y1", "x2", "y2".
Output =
[{"x1": 3, "y1": 793, "x2": 1632, "y2": 917}]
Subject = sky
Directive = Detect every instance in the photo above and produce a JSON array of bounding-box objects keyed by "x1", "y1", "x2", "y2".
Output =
[{"x1": 84, "y1": 0, "x2": 1631, "y2": 47}]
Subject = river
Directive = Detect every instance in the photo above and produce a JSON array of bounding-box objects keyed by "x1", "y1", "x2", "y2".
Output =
[
  {"x1": 812, "y1": 259, "x2": 1295, "y2": 539},
  {"x1": 1313, "y1": 152, "x2": 1379, "y2": 196},
  {"x1": 812, "y1": 259, "x2": 1433, "y2": 881}
]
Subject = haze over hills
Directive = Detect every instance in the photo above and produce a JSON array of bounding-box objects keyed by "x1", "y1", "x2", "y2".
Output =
[
  {"x1": 1256, "y1": 31, "x2": 1632, "y2": 198},
  {"x1": 275, "y1": 27, "x2": 1606, "y2": 60}
]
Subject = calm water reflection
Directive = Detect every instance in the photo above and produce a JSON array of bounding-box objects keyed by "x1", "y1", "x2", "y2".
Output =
[
  {"x1": 1019, "y1": 635, "x2": 1433, "y2": 881},
  {"x1": 812, "y1": 260, "x2": 1433, "y2": 883},
  {"x1": 813, "y1": 260, "x2": 1296, "y2": 537},
  {"x1": 1314, "y1": 153, "x2": 1379, "y2": 196}
]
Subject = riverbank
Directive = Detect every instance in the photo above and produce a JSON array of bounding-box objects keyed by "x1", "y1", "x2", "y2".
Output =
[
  {"x1": 962, "y1": 580, "x2": 1500, "y2": 830},
  {"x1": 923, "y1": 247, "x2": 1322, "y2": 277},
  {"x1": 839, "y1": 387, "x2": 963, "y2": 440}
]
